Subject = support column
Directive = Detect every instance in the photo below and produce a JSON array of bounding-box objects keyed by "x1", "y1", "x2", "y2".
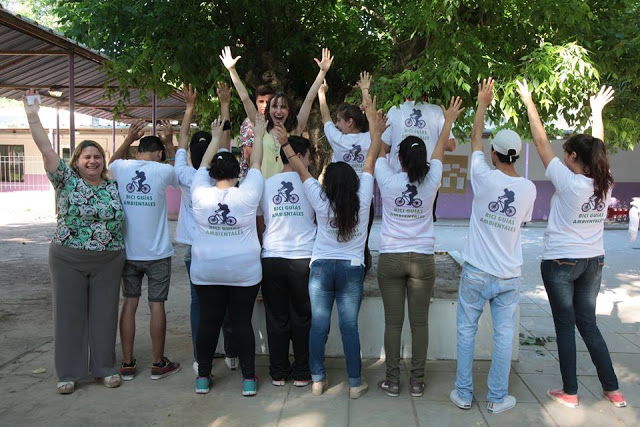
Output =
[
  {"x1": 68, "y1": 53, "x2": 75, "y2": 152},
  {"x1": 151, "y1": 92, "x2": 157, "y2": 135}
]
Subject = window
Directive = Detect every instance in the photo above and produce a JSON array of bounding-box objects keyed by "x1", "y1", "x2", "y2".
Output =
[{"x1": 0, "y1": 145, "x2": 25, "y2": 182}]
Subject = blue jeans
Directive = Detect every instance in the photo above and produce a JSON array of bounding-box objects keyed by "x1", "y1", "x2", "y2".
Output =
[
  {"x1": 185, "y1": 246, "x2": 235, "y2": 360},
  {"x1": 455, "y1": 263, "x2": 520, "y2": 403},
  {"x1": 541, "y1": 256, "x2": 618, "y2": 395},
  {"x1": 308, "y1": 259, "x2": 364, "y2": 387}
]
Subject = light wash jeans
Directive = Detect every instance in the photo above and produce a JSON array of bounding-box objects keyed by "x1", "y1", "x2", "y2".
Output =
[
  {"x1": 455, "y1": 262, "x2": 520, "y2": 403},
  {"x1": 308, "y1": 259, "x2": 364, "y2": 387}
]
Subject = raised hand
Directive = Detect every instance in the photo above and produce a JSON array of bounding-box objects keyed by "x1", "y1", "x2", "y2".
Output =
[
  {"x1": 590, "y1": 85, "x2": 615, "y2": 113},
  {"x1": 254, "y1": 114, "x2": 267, "y2": 139},
  {"x1": 441, "y1": 96, "x2": 465, "y2": 122},
  {"x1": 182, "y1": 83, "x2": 197, "y2": 107},
  {"x1": 217, "y1": 81, "x2": 232, "y2": 105},
  {"x1": 358, "y1": 71, "x2": 371, "y2": 92},
  {"x1": 314, "y1": 48, "x2": 334, "y2": 73},
  {"x1": 219, "y1": 46, "x2": 241, "y2": 70},
  {"x1": 22, "y1": 89, "x2": 40, "y2": 116},
  {"x1": 273, "y1": 124, "x2": 288, "y2": 145},
  {"x1": 516, "y1": 79, "x2": 533, "y2": 105},
  {"x1": 318, "y1": 79, "x2": 328, "y2": 96},
  {"x1": 126, "y1": 120, "x2": 147, "y2": 142},
  {"x1": 158, "y1": 119, "x2": 173, "y2": 142},
  {"x1": 211, "y1": 117, "x2": 224, "y2": 140},
  {"x1": 477, "y1": 78, "x2": 494, "y2": 109},
  {"x1": 375, "y1": 110, "x2": 389, "y2": 135}
]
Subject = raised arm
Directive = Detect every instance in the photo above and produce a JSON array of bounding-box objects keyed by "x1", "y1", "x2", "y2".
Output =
[
  {"x1": 158, "y1": 119, "x2": 176, "y2": 163},
  {"x1": 110, "y1": 120, "x2": 147, "y2": 164},
  {"x1": 220, "y1": 46, "x2": 258, "y2": 123},
  {"x1": 294, "y1": 48, "x2": 334, "y2": 135},
  {"x1": 179, "y1": 84, "x2": 197, "y2": 150},
  {"x1": 200, "y1": 118, "x2": 224, "y2": 168},
  {"x1": 22, "y1": 90, "x2": 58, "y2": 174},
  {"x1": 590, "y1": 85, "x2": 614, "y2": 142},
  {"x1": 516, "y1": 79, "x2": 554, "y2": 168},
  {"x1": 432, "y1": 97, "x2": 464, "y2": 162},
  {"x1": 317, "y1": 80, "x2": 332, "y2": 125},
  {"x1": 357, "y1": 71, "x2": 372, "y2": 106},
  {"x1": 217, "y1": 81, "x2": 232, "y2": 151},
  {"x1": 250, "y1": 114, "x2": 266, "y2": 171},
  {"x1": 362, "y1": 93, "x2": 386, "y2": 174},
  {"x1": 471, "y1": 78, "x2": 494, "y2": 153}
]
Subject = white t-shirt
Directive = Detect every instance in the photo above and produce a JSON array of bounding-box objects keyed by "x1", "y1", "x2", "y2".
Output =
[
  {"x1": 110, "y1": 159, "x2": 178, "y2": 261},
  {"x1": 323, "y1": 122, "x2": 371, "y2": 177},
  {"x1": 543, "y1": 157, "x2": 611, "y2": 259},
  {"x1": 375, "y1": 158, "x2": 442, "y2": 254},
  {"x1": 463, "y1": 152, "x2": 536, "y2": 278},
  {"x1": 303, "y1": 172, "x2": 374, "y2": 266},
  {"x1": 190, "y1": 167, "x2": 264, "y2": 286},
  {"x1": 381, "y1": 101, "x2": 454, "y2": 172},
  {"x1": 259, "y1": 171, "x2": 317, "y2": 259}
]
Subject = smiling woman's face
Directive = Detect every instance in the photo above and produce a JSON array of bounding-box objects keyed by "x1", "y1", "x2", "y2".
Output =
[{"x1": 269, "y1": 96, "x2": 290, "y2": 127}]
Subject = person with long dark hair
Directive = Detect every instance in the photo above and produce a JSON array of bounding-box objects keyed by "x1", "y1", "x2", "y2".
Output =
[
  {"x1": 279, "y1": 94, "x2": 383, "y2": 399},
  {"x1": 190, "y1": 114, "x2": 265, "y2": 396},
  {"x1": 220, "y1": 46, "x2": 333, "y2": 179},
  {"x1": 376, "y1": 96, "x2": 464, "y2": 398},
  {"x1": 517, "y1": 81, "x2": 626, "y2": 408}
]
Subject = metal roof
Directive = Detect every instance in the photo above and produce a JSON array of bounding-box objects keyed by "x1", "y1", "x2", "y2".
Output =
[{"x1": 0, "y1": 5, "x2": 184, "y2": 122}]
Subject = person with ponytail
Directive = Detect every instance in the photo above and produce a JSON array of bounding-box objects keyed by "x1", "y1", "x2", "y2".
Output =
[
  {"x1": 318, "y1": 72, "x2": 377, "y2": 273},
  {"x1": 189, "y1": 115, "x2": 266, "y2": 396},
  {"x1": 376, "y1": 96, "x2": 464, "y2": 398},
  {"x1": 278, "y1": 93, "x2": 383, "y2": 399},
  {"x1": 517, "y1": 82, "x2": 626, "y2": 409}
]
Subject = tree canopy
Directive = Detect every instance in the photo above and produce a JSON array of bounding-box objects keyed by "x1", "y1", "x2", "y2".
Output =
[{"x1": 21, "y1": 0, "x2": 640, "y2": 149}]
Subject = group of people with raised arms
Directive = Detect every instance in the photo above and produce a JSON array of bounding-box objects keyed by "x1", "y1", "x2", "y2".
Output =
[{"x1": 24, "y1": 44, "x2": 626, "y2": 412}]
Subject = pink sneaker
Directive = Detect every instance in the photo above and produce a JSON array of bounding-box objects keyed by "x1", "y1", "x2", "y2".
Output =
[
  {"x1": 604, "y1": 391, "x2": 627, "y2": 408},
  {"x1": 547, "y1": 388, "x2": 579, "y2": 408}
]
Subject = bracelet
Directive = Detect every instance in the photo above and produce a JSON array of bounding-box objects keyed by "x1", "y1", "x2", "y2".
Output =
[
  {"x1": 287, "y1": 154, "x2": 297, "y2": 160},
  {"x1": 281, "y1": 141, "x2": 290, "y2": 148}
]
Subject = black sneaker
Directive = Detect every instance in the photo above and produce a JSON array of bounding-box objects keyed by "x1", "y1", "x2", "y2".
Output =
[
  {"x1": 409, "y1": 378, "x2": 425, "y2": 397},
  {"x1": 378, "y1": 379, "x2": 400, "y2": 397},
  {"x1": 150, "y1": 356, "x2": 181, "y2": 380}
]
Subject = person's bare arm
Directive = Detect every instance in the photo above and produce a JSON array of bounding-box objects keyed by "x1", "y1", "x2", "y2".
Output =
[
  {"x1": 471, "y1": 78, "x2": 494, "y2": 153},
  {"x1": 201, "y1": 118, "x2": 224, "y2": 168},
  {"x1": 220, "y1": 46, "x2": 258, "y2": 123},
  {"x1": 179, "y1": 84, "x2": 197, "y2": 151},
  {"x1": 362, "y1": 93, "x2": 386, "y2": 175},
  {"x1": 111, "y1": 120, "x2": 147, "y2": 164},
  {"x1": 432, "y1": 97, "x2": 464, "y2": 162},
  {"x1": 158, "y1": 119, "x2": 175, "y2": 164},
  {"x1": 590, "y1": 85, "x2": 615, "y2": 142},
  {"x1": 250, "y1": 115, "x2": 266, "y2": 170},
  {"x1": 22, "y1": 90, "x2": 59, "y2": 174},
  {"x1": 317, "y1": 80, "x2": 332, "y2": 125},
  {"x1": 516, "y1": 79, "x2": 554, "y2": 168},
  {"x1": 218, "y1": 81, "x2": 232, "y2": 151},
  {"x1": 294, "y1": 48, "x2": 334, "y2": 135}
]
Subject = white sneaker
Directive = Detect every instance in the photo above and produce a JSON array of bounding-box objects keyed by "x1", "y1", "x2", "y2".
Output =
[
  {"x1": 487, "y1": 395, "x2": 516, "y2": 414},
  {"x1": 225, "y1": 356, "x2": 238, "y2": 370},
  {"x1": 271, "y1": 379, "x2": 286, "y2": 386},
  {"x1": 192, "y1": 360, "x2": 198, "y2": 375},
  {"x1": 450, "y1": 389, "x2": 472, "y2": 410}
]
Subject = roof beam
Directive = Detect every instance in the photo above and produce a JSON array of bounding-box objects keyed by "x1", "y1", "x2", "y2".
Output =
[{"x1": 0, "y1": 50, "x2": 70, "y2": 56}]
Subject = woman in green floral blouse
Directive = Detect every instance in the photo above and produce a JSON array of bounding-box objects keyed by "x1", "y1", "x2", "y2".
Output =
[{"x1": 23, "y1": 90, "x2": 136, "y2": 394}]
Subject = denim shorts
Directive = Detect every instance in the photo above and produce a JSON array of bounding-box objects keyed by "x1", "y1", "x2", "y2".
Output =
[{"x1": 121, "y1": 257, "x2": 171, "y2": 302}]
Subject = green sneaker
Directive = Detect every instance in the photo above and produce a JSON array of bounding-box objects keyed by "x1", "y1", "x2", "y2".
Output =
[
  {"x1": 195, "y1": 375, "x2": 213, "y2": 394},
  {"x1": 242, "y1": 377, "x2": 258, "y2": 396}
]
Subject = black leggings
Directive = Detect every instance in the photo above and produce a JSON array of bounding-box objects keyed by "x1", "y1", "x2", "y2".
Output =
[{"x1": 195, "y1": 284, "x2": 260, "y2": 379}]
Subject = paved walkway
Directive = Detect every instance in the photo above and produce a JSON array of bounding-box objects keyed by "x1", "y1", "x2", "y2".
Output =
[{"x1": 0, "y1": 220, "x2": 638, "y2": 426}]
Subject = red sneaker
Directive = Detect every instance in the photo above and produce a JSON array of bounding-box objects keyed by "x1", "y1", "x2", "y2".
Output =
[
  {"x1": 150, "y1": 356, "x2": 181, "y2": 380},
  {"x1": 604, "y1": 391, "x2": 627, "y2": 408},
  {"x1": 547, "y1": 388, "x2": 579, "y2": 408}
]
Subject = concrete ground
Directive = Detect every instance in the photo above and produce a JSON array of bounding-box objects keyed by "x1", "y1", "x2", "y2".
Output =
[{"x1": 0, "y1": 215, "x2": 639, "y2": 426}]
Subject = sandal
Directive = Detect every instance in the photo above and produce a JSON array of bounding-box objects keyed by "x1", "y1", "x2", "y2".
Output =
[
  {"x1": 103, "y1": 374, "x2": 122, "y2": 388},
  {"x1": 57, "y1": 381, "x2": 75, "y2": 394}
]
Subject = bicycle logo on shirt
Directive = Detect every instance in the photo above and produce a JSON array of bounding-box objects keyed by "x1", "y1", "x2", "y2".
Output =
[
  {"x1": 395, "y1": 184, "x2": 422, "y2": 207},
  {"x1": 488, "y1": 189, "x2": 516, "y2": 217},
  {"x1": 581, "y1": 194, "x2": 605, "y2": 212},
  {"x1": 208, "y1": 203, "x2": 237, "y2": 226},
  {"x1": 273, "y1": 182, "x2": 299, "y2": 204},
  {"x1": 343, "y1": 144, "x2": 365, "y2": 162},
  {"x1": 404, "y1": 109, "x2": 426, "y2": 128},
  {"x1": 126, "y1": 171, "x2": 150, "y2": 194}
]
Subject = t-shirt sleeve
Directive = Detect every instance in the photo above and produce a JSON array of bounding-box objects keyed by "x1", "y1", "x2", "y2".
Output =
[
  {"x1": 162, "y1": 163, "x2": 178, "y2": 187},
  {"x1": 303, "y1": 178, "x2": 327, "y2": 213},
  {"x1": 191, "y1": 167, "x2": 211, "y2": 205},
  {"x1": 545, "y1": 157, "x2": 571, "y2": 193},
  {"x1": 46, "y1": 158, "x2": 70, "y2": 188},
  {"x1": 381, "y1": 108, "x2": 396, "y2": 146},
  {"x1": 374, "y1": 158, "x2": 394, "y2": 190},
  {"x1": 239, "y1": 168, "x2": 264, "y2": 208},
  {"x1": 469, "y1": 151, "x2": 491, "y2": 192},
  {"x1": 174, "y1": 149, "x2": 193, "y2": 186},
  {"x1": 523, "y1": 183, "x2": 537, "y2": 222},
  {"x1": 109, "y1": 159, "x2": 123, "y2": 179},
  {"x1": 358, "y1": 172, "x2": 375, "y2": 206},
  {"x1": 323, "y1": 122, "x2": 346, "y2": 150},
  {"x1": 240, "y1": 117, "x2": 254, "y2": 148},
  {"x1": 426, "y1": 159, "x2": 443, "y2": 191}
]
